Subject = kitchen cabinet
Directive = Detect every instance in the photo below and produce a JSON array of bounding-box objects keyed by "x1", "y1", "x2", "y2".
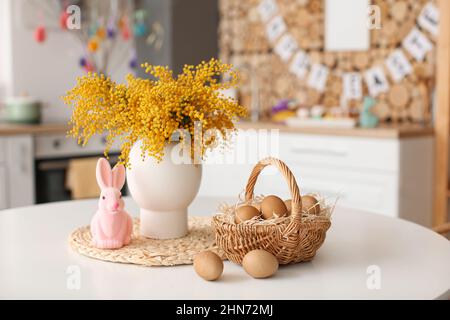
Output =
[
  {"x1": 0, "y1": 124, "x2": 123, "y2": 209},
  {"x1": 0, "y1": 135, "x2": 34, "y2": 209},
  {"x1": 199, "y1": 130, "x2": 434, "y2": 227}
]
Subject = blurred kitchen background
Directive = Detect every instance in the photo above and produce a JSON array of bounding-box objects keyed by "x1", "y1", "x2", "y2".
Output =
[
  {"x1": 0, "y1": 0, "x2": 218, "y2": 205},
  {"x1": 0, "y1": 0, "x2": 448, "y2": 233}
]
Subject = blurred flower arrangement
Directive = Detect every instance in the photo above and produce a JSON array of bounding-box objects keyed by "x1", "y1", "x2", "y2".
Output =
[
  {"x1": 31, "y1": 0, "x2": 164, "y2": 74},
  {"x1": 63, "y1": 59, "x2": 247, "y2": 165}
]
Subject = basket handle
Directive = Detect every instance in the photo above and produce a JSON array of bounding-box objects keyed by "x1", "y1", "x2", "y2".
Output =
[{"x1": 245, "y1": 157, "x2": 302, "y2": 220}]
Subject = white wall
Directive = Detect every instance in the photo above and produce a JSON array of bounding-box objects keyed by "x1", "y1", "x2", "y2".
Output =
[
  {"x1": 4, "y1": 0, "x2": 131, "y2": 123},
  {"x1": 0, "y1": 0, "x2": 13, "y2": 99}
]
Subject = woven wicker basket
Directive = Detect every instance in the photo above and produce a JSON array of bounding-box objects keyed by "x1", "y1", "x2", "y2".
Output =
[{"x1": 213, "y1": 157, "x2": 332, "y2": 265}]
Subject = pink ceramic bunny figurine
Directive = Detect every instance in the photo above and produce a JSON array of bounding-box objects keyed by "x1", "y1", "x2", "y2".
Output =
[{"x1": 90, "y1": 158, "x2": 133, "y2": 249}]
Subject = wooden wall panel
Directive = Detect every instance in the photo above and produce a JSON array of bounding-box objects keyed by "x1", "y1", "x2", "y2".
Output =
[{"x1": 218, "y1": 0, "x2": 436, "y2": 123}]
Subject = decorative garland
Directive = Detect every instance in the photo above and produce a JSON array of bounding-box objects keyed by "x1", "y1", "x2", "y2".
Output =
[{"x1": 257, "y1": 0, "x2": 439, "y2": 108}]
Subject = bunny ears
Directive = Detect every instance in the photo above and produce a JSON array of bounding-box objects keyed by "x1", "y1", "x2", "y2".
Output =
[{"x1": 96, "y1": 158, "x2": 126, "y2": 190}]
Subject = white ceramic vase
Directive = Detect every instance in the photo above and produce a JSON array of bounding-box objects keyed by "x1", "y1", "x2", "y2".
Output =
[{"x1": 126, "y1": 141, "x2": 202, "y2": 239}]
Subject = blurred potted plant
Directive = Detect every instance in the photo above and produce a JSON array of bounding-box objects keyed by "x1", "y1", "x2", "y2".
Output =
[{"x1": 63, "y1": 59, "x2": 246, "y2": 239}]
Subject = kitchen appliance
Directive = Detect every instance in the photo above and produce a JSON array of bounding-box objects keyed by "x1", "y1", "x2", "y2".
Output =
[{"x1": 34, "y1": 133, "x2": 124, "y2": 203}]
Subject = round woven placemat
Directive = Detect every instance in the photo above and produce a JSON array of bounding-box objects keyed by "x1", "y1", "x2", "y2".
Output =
[{"x1": 69, "y1": 216, "x2": 225, "y2": 267}]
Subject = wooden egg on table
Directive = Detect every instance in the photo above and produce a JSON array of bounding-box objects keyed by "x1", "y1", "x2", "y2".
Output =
[
  {"x1": 235, "y1": 205, "x2": 260, "y2": 223},
  {"x1": 193, "y1": 251, "x2": 223, "y2": 281},
  {"x1": 261, "y1": 195, "x2": 288, "y2": 219},
  {"x1": 284, "y1": 199, "x2": 292, "y2": 214},
  {"x1": 302, "y1": 195, "x2": 320, "y2": 214},
  {"x1": 242, "y1": 249, "x2": 279, "y2": 279}
]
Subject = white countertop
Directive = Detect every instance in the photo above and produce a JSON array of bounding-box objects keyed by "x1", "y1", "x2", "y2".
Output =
[{"x1": 0, "y1": 197, "x2": 449, "y2": 300}]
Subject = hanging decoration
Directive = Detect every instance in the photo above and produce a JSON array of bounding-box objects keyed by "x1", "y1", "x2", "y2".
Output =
[
  {"x1": 289, "y1": 50, "x2": 309, "y2": 80},
  {"x1": 402, "y1": 28, "x2": 433, "y2": 62},
  {"x1": 257, "y1": 0, "x2": 278, "y2": 22},
  {"x1": 133, "y1": 9, "x2": 149, "y2": 37},
  {"x1": 307, "y1": 64, "x2": 328, "y2": 92},
  {"x1": 385, "y1": 50, "x2": 413, "y2": 83},
  {"x1": 274, "y1": 34, "x2": 298, "y2": 62},
  {"x1": 257, "y1": 0, "x2": 436, "y2": 97},
  {"x1": 129, "y1": 49, "x2": 138, "y2": 69},
  {"x1": 418, "y1": 2, "x2": 439, "y2": 36},
  {"x1": 120, "y1": 15, "x2": 132, "y2": 41},
  {"x1": 34, "y1": 10, "x2": 46, "y2": 43},
  {"x1": 59, "y1": 10, "x2": 70, "y2": 30},
  {"x1": 364, "y1": 66, "x2": 390, "y2": 97},
  {"x1": 219, "y1": 0, "x2": 439, "y2": 123},
  {"x1": 266, "y1": 15, "x2": 286, "y2": 42},
  {"x1": 146, "y1": 22, "x2": 164, "y2": 50}
]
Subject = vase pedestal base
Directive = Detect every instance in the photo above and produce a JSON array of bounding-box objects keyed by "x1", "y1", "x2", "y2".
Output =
[{"x1": 140, "y1": 208, "x2": 188, "y2": 239}]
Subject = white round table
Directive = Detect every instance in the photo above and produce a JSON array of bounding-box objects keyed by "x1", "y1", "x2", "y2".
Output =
[{"x1": 0, "y1": 197, "x2": 449, "y2": 300}]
